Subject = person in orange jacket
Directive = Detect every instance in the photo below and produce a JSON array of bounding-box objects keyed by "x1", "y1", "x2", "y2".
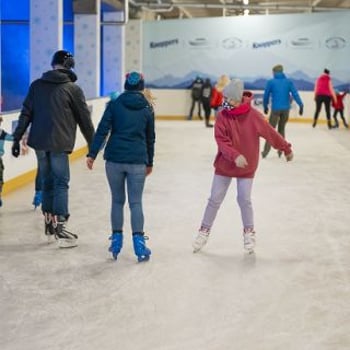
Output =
[{"x1": 210, "y1": 74, "x2": 230, "y2": 117}]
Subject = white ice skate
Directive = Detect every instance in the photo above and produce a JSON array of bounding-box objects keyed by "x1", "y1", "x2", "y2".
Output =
[
  {"x1": 243, "y1": 230, "x2": 256, "y2": 254},
  {"x1": 193, "y1": 228, "x2": 210, "y2": 253}
]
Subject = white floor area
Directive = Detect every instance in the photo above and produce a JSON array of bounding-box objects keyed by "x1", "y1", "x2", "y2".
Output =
[{"x1": 0, "y1": 121, "x2": 349, "y2": 350}]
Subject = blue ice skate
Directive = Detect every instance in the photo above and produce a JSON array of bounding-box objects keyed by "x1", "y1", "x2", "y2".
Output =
[
  {"x1": 132, "y1": 233, "x2": 151, "y2": 262},
  {"x1": 32, "y1": 191, "x2": 42, "y2": 209},
  {"x1": 108, "y1": 232, "x2": 123, "y2": 260}
]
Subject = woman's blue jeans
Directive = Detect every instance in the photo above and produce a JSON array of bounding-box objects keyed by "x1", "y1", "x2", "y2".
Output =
[
  {"x1": 105, "y1": 162, "x2": 146, "y2": 234},
  {"x1": 37, "y1": 151, "x2": 70, "y2": 218}
]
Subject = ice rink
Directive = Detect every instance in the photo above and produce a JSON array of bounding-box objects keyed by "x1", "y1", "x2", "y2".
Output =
[{"x1": 1, "y1": 121, "x2": 349, "y2": 350}]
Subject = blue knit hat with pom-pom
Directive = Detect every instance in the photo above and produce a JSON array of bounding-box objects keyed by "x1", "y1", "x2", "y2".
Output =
[{"x1": 124, "y1": 72, "x2": 145, "y2": 91}]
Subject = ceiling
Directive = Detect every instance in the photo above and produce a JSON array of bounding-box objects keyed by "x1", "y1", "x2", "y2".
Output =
[{"x1": 127, "y1": 0, "x2": 350, "y2": 20}]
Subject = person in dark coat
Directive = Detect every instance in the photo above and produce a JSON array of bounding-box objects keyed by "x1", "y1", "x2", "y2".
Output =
[
  {"x1": 12, "y1": 50, "x2": 95, "y2": 248},
  {"x1": 188, "y1": 76, "x2": 204, "y2": 120},
  {"x1": 201, "y1": 78, "x2": 213, "y2": 127}
]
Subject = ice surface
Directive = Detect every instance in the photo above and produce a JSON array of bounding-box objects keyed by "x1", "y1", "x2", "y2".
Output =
[{"x1": 0, "y1": 121, "x2": 349, "y2": 350}]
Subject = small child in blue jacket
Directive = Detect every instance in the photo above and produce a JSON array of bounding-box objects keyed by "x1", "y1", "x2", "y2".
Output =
[{"x1": 0, "y1": 116, "x2": 14, "y2": 207}]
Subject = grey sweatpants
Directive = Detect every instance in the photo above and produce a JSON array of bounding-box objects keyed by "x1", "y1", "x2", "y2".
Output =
[{"x1": 262, "y1": 109, "x2": 289, "y2": 157}]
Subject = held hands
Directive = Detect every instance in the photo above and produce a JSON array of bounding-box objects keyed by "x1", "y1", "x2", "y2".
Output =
[
  {"x1": 11, "y1": 140, "x2": 20, "y2": 158},
  {"x1": 235, "y1": 154, "x2": 248, "y2": 168},
  {"x1": 285, "y1": 152, "x2": 294, "y2": 162},
  {"x1": 86, "y1": 156, "x2": 95, "y2": 170}
]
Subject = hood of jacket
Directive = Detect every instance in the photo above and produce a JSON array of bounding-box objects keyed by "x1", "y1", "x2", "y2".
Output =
[
  {"x1": 273, "y1": 72, "x2": 286, "y2": 79},
  {"x1": 221, "y1": 101, "x2": 251, "y2": 119},
  {"x1": 41, "y1": 69, "x2": 77, "y2": 83},
  {"x1": 119, "y1": 91, "x2": 149, "y2": 110}
]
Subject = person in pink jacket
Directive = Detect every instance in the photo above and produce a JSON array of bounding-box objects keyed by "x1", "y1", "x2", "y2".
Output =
[
  {"x1": 313, "y1": 68, "x2": 337, "y2": 129},
  {"x1": 192, "y1": 79, "x2": 294, "y2": 254}
]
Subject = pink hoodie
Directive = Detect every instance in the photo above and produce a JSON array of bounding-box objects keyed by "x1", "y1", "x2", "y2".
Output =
[{"x1": 213, "y1": 93, "x2": 292, "y2": 178}]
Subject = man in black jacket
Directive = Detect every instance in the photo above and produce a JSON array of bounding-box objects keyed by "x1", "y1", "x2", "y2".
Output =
[{"x1": 12, "y1": 50, "x2": 95, "y2": 248}]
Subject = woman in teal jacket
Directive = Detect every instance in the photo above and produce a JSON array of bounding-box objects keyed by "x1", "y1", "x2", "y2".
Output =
[{"x1": 87, "y1": 72, "x2": 155, "y2": 262}]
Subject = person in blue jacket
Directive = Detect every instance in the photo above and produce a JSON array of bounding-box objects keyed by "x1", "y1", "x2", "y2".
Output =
[
  {"x1": 86, "y1": 72, "x2": 155, "y2": 262},
  {"x1": 262, "y1": 64, "x2": 303, "y2": 158}
]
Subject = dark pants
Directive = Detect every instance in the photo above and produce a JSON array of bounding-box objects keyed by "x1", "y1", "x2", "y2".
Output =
[
  {"x1": 314, "y1": 95, "x2": 332, "y2": 128},
  {"x1": 202, "y1": 99, "x2": 212, "y2": 126},
  {"x1": 35, "y1": 150, "x2": 44, "y2": 191},
  {"x1": 333, "y1": 109, "x2": 348, "y2": 128},
  {"x1": 37, "y1": 151, "x2": 70, "y2": 218},
  {"x1": 0, "y1": 157, "x2": 4, "y2": 195},
  {"x1": 262, "y1": 109, "x2": 289, "y2": 157},
  {"x1": 188, "y1": 98, "x2": 202, "y2": 120}
]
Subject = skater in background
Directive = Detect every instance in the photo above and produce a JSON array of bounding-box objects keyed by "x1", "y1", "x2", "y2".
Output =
[
  {"x1": 21, "y1": 133, "x2": 43, "y2": 209},
  {"x1": 12, "y1": 50, "x2": 95, "y2": 248},
  {"x1": 262, "y1": 64, "x2": 303, "y2": 158},
  {"x1": 210, "y1": 74, "x2": 230, "y2": 117},
  {"x1": 86, "y1": 72, "x2": 155, "y2": 262},
  {"x1": 332, "y1": 89, "x2": 348, "y2": 128},
  {"x1": 192, "y1": 79, "x2": 293, "y2": 254},
  {"x1": 201, "y1": 78, "x2": 213, "y2": 127},
  {"x1": 143, "y1": 88, "x2": 157, "y2": 112},
  {"x1": 313, "y1": 68, "x2": 337, "y2": 129},
  {"x1": 188, "y1": 76, "x2": 204, "y2": 120},
  {"x1": 0, "y1": 116, "x2": 14, "y2": 207}
]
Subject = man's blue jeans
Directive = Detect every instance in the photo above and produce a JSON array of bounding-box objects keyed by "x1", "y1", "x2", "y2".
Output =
[
  {"x1": 37, "y1": 151, "x2": 70, "y2": 218},
  {"x1": 105, "y1": 162, "x2": 146, "y2": 234}
]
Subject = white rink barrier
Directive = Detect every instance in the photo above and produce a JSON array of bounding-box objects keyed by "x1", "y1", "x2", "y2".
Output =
[{"x1": 1, "y1": 90, "x2": 348, "y2": 194}]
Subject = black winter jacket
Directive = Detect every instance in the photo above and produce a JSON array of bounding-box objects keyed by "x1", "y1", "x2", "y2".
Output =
[{"x1": 13, "y1": 69, "x2": 95, "y2": 153}]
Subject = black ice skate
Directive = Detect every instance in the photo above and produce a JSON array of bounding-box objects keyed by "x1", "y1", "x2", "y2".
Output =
[{"x1": 53, "y1": 216, "x2": 78, "y2": 248}]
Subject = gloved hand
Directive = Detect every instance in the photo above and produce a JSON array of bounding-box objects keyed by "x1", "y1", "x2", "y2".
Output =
[
  {"x1": 299, "y1": 106, "x2": 303, "y2": 116},
  {"x1": 285, "y1": 152, "x2": 294, "y2": 162},
  {"x1": 235, "y1": 154, "x2": 248, "y2": 168},
  {"x1": 264, "y1": 107, "x2": 269, "y2": 115},
  {"x1": 12, "y1": 140, "x2": 20, "y2": 158}
]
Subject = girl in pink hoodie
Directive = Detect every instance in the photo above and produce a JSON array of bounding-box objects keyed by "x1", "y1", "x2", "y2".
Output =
[{"x1": 193, "y1": 79, "x2": 293, "y2": 254}]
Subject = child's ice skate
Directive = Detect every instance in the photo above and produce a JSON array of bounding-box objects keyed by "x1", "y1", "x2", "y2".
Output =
[
  {"x1": 243, "y1": 229, "x2": 256, "y2": 254},
  {"x1": 108, "y1": 232, "x2": 123, "y2": 260},
  {"x1": 53, "y1": 216, "x2": 78, "y2": 248},
  {"x1": 193, "y1": 227, "x2": 210, "y2": 253},
  {"x1": 132, "y1": 233, "x2": 151, "y2": 262},
  {"x1": 32, "y1": 191, "x2": 42, "y2": 209}
]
